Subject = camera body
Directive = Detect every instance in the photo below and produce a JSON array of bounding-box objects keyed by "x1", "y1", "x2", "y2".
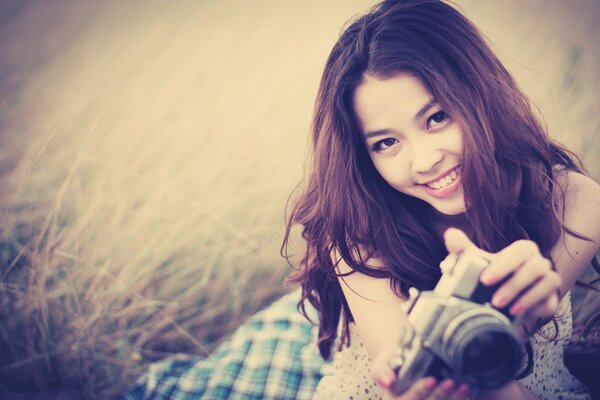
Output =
[{"x1": 391, "y1": 252, "x2": 522, "y2": 395}]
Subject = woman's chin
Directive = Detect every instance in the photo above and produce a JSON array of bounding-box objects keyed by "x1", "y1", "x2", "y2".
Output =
[{"x1": 430, "y1": 200, "x2": 466, "y2": 217}]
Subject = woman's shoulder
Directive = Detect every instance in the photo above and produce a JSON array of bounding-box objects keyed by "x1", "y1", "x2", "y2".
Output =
[
  {"x1": 556, "y1": 169, "x2": 600, "y2": 200},
  {"x1": 555, "y1": 170, "x2": 600, "y2": 239},
  {"x1": 330, "y1": 246, "x2": 391, "y2": 300},
  {"x1": 331, "y1": 246, "x2": 384, "y2": 273}
]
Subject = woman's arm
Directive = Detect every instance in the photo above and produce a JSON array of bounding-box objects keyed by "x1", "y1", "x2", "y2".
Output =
[{"x1": 335, "y1": 253, "x2": 407, "y2": 360}]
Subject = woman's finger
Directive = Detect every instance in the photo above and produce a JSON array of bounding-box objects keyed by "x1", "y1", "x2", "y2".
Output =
[
  {"x1": 528, "y1": 293, "x2": 560, "y2": 321},
  {"x1": 428, "y1": 379, "x2": 456, "y2": 399},
  {"x1": 510, "y1": 273, "x2": 561, "y2": 317},
  {"x1": 481, "y1": 240, "x2": 545, "y2": 285},
  {"x1": 490, "y1": 256, "x2": 551, "y2": 308}
]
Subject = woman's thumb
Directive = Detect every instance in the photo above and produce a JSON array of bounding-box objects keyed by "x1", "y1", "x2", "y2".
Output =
[{"x1": 443, "y1": 227, "x2": 483, "y2": 255}]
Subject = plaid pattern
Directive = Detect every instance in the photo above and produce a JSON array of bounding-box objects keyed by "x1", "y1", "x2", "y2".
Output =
[{"x1": 120, "y1": 289, "x2": 326, "y2": 400}]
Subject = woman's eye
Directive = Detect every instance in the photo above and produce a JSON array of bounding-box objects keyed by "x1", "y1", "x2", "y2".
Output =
[
  {"x1": 372, "y1": 138, "x2": 399, "y2": 152},
  {"x1": 427, "y1": 111, "x2": 448, "y2": 128}
]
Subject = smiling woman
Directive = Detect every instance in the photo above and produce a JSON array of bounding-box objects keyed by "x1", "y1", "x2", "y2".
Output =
[
  {"x1": 355, "y1": 74, "x2": 466, "y2": 216},
  {"x1": 283, "y1": 0, "x2": 599, "y2": 399},
  {"x1": 0, "y1": 0, "x2": 599, "y2": 399}
]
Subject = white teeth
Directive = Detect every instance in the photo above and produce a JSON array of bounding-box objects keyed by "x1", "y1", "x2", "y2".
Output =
[{"x1": 426, "y1": 167, "x2": 460, "y2": 189}]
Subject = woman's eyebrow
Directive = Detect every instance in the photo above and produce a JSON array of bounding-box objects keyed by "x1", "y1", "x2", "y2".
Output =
[
  {"x1": 363, "y1": 128, "x2": 396, "y2": 140},
  {"x1": 414, "y1": 100, "x2": 437, "y2": 121},
  {"x1": 363, "y1": 100, "x2": 437, "y2": 140}
]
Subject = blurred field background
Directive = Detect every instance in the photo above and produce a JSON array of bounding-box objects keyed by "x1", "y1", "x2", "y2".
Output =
[{"x1": 0, "y1": 0, "x2": 598, "y2": 399}]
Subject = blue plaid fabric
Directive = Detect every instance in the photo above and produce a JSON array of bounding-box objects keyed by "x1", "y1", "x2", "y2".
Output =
[{"x1": 120, "y1": 289, "x2": 326, "y2": 400}]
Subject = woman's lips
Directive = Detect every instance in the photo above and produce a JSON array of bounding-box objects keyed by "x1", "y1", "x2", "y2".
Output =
[{"x1": 420, "y1": 168, "x2": 462, "y2": 198}]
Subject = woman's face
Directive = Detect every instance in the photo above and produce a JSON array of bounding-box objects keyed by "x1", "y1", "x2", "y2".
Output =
[{"x1": 353, "y1": 73, "x2": 466, "y2": 216}]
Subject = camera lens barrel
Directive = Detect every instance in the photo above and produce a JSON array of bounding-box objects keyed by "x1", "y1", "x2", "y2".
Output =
[{"x1": 443, "y1": 309, "x2": 522, "y2": 389}]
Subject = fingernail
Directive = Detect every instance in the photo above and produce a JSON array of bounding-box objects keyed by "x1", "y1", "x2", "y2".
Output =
[
  {"x1": 510, "y1": 303, "x2": 524, "y2": 315},
  {"x1": 442, "y1": 380, "x2": 455, "y2": 392},
  {"x1": 425, "y1": 377, "x2": 437, "y2": 390}
]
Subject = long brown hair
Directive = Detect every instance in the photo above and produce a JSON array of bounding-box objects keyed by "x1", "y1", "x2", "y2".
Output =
[{"x1": 282, "y1": 0, "x2": 585, "y2": 360}]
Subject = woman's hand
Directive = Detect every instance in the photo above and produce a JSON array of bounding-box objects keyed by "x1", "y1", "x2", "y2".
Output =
[
  {"x1": 370, "y1": 228, "x2": 555, "y2": 399},
  {"x1": 371, "y1": 349, "x2": 539, "y2": 400},
  {"x1": 443, "y1": 228, "x2": 562, "y2": 331},
  {"x1": 371, "y1": 350, "x2": 470, "y2": 400}
]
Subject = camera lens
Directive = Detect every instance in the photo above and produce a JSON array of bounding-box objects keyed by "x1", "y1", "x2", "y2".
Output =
[
  {"x1": 444, "y1": 312, "x2": 521, "y2": 389},
  {"x1": 461, "y1": 330, "x2": 519, "y2": 383}
]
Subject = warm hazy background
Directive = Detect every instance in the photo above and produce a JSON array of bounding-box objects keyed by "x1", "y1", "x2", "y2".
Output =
[{"x1": 1, "y1": 0, "x2": 598, "y2": 398}]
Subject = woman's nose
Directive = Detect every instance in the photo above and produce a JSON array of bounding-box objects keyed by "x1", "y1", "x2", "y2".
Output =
[{"x1": 410, "y1": 142, "x2": 443, "y2": 174}]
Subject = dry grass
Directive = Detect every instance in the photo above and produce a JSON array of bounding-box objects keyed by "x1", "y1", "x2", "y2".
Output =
[{"x1": 0, "y1": 0, "x2": 598, "y2": 399}]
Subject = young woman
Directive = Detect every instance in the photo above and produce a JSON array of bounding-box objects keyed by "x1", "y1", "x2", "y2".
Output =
[{"x1": 283, "y1": 0, "x2": 600, "y2": 399}]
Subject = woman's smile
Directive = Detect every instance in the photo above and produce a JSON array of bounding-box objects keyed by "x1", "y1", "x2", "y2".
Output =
[{"x1": 419, "y1": 165, "x2": 462, "y2": 198}]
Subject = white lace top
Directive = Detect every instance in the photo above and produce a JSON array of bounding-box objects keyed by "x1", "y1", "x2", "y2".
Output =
[{"x1": 313, "y1": 292, "x2": 590, "y2": 400}]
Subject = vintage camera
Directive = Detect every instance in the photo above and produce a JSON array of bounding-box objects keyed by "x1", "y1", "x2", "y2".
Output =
[{"x1": 391, "y1": 252, "x2": 522, "y2": 395}]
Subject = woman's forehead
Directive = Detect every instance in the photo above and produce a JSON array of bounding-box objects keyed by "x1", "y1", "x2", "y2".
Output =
[{"x1": 353, "y1": 74, "x2": 434, "y2": 132}]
